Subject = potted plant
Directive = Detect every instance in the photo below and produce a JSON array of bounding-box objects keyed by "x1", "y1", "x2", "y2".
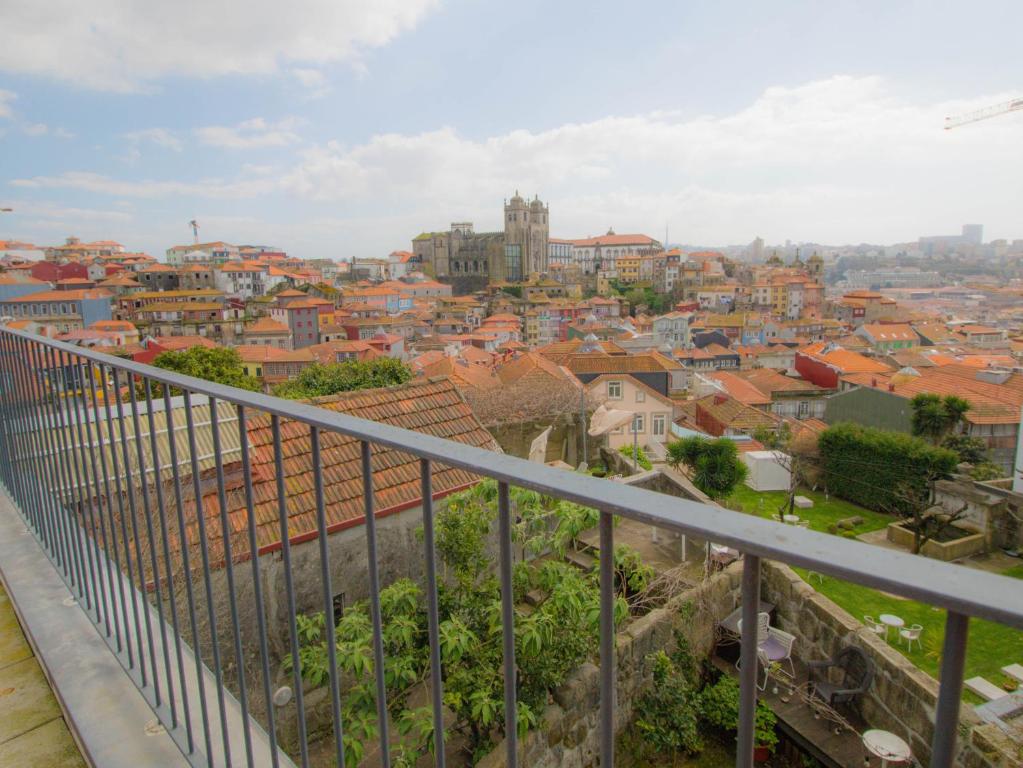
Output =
[
  {"x1": 753, "y1": 704, "x2": 779, "y2": 762},
  {"x1": 698, "y1": 675, "x2": 779, "y2": 762}
]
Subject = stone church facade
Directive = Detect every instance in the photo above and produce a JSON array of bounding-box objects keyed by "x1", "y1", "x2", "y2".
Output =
[{"x1": 412, "y1": 193, "x2": 549, "y2": 293}]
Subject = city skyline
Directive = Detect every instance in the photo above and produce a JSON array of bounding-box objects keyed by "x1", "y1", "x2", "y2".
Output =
[{"x1": 1, "y1": 1, "x2": 1022, "y2": 258}]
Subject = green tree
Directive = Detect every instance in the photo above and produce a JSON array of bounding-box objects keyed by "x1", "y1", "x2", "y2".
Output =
[
  {"x1": 666, "y1": 436, "x2": 748, "y2": 498},
  {"x1": 910, "y1": 393, "x2": 970, "y2": 445},
  {"x1": 941, "y1": 433, "x2": 988, "y2": 465},
  {"x1": 149, "y1": 346, "x2": 260, "y2": 397},
  {"x1": 273, "y1": 358, "x2": 412, "y2": 399}
]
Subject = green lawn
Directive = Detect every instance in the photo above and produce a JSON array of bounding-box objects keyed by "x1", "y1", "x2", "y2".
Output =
[
  {"x1": 725, "y1": 485, "x2": 891, "y2": 536},
  {"x1": 791, "y1": 566, "x2": 1023, "y2": 700},
  {"x1": 1002, "y1": 563, "x2": 1023, "y2": 580},
  {"x1": 728, "y1": 485, "x2": 1023, "y2": 700}
]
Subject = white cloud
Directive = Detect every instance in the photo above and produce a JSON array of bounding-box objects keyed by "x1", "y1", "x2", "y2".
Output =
[
  {"x1": 21, "y1": 122, "x2": 74, "y2": 138},
  {"x1": 280, "y1": 76, "x2": 1023, "y2": 245},
  {"x1": 123, "y1": 128, "x2": 183, "y2": 152},
  {"x1": 196, "y1": 117, "x2": 302, "y2": 150},
  {"x1": 11, "y1": 171, "x2": 275, "y2": 200},
  {"x1": 0, "y1": 0, "x2": 439, "y2": 91},
  {"x1": 290, "y1": 68, "x2": 331, "y2": 98},
  {"x1": 0, "y1": 89, "x2": 15, "y2": 119}
]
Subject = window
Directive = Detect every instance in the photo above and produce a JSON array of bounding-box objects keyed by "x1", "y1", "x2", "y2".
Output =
[
  {"x1": 798, "y1": 401, "x2": 809, "y2": 416},
  {"x1": 255, "y1": 367, "x2": 262, "y2": 377},
  {"x1": 652, "y1": 414, "x2": 665, "y2": 437},
  {"x1": 607, "y1": 380, "x2": 622, "y2": 400},
  {"x1": 635, "y1": 389, "x2": 645, "y2": 403},
  {"x1": 631, "y1": 414, "x2": 644, "y2": 433}
]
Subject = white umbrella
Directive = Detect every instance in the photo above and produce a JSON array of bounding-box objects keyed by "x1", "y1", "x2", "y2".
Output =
[{"x1": 588, "y1": 403, "x2": 635, "y2": 437}]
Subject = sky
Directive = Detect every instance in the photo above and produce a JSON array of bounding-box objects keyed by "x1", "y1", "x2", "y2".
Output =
[{"x1": 0, "y1": 0, "x2": 1021, "y2": 260}]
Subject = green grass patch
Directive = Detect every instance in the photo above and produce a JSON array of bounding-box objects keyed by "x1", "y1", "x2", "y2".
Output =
[
  {"x1": 727, "y1": 485, "x2": 1023, "y2": 700},
  {"x1": 792, "y1": 567, "x2": 1023, "y2": 702},
  {"x1": 1001, "y1": 563, "x2": 1023, "y2": 580},
  {"x1": 725, "y1": 485, "x2": 890, "y2": 536}
]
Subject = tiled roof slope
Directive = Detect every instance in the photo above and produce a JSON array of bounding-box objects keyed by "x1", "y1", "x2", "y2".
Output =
[{"x1": 176, "y1": 377, "x2": 500, "y2": 569}]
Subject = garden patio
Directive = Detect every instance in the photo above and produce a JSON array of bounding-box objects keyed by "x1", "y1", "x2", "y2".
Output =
[{"x1": 726, "y1": 485, "x2": 1023, "y2": 702}]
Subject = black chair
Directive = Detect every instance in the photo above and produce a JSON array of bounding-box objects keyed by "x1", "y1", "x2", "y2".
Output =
[{"x1": 807, "y1": 645, "x2": 874, "y2": 709}]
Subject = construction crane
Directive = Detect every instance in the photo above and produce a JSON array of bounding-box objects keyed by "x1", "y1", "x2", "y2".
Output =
[
  {"x1": 189, "y1": 219, "x2": 199, "y2": 244},
  {"x1": 944, "y1": 97, "x2": 1023, "y2": 129}
]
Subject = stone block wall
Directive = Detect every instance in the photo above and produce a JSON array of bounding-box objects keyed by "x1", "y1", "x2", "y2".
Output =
[{"x1": 478, "y1": 563, "x2": 743, "y2": 768}]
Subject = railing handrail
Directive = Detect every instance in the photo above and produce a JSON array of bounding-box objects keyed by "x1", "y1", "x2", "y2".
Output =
[{"x1": 3, "y1": 323, "x2": 1023, "y2": 631}]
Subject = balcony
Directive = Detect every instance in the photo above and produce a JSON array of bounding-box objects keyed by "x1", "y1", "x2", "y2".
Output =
[{"x1": 0, "y1": 323, "x2": 1022, "y2": 768}]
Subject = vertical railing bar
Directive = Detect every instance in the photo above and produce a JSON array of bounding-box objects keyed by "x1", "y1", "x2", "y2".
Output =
[
  {"x1": 272, "y1": 414, "x2": 310, "y2": 768},
  {"x1": 598, "y1": 509, "x2": 615, "y2": 768},
  {"x1": 183, "y1": 391, "x2": 232, "y2": 768},
  {"x1": 19, "y1": 338, "x2": 60, "y2": 564},
  {"x1": 18, "y1": 337, "x2": 57, "y2": 559},
  {"x1": 930, "y1": 611, "x2": 970, "y2": 767},
  {"x1": 68, "y1": 354, "x2": 108, "y2": 631},
  {"x1": 497, "y1": 481, "x2": 517, "y2": 768},
  {"x1": 360, "y1": 439, "x2": 391, "y2": 768},
  {"x1": 144, "y1": 379, "x2": 190, "y2": 740},
  {"x1": 84, "y1": 362, "x2": 129, "y2": 657},
  {"x1": 31, "y1": 340, "x2": 76, "y2": 593},
  {"x1": 736, "y1": 554, "x2": 761, "y2": 768},
  {"x1": 419, "y1": 459, "x2": 446, "y2": 768},
  {"x1": 0, "y1": 334, "x2": 18, "y2": 501},
  {"x1": 92, "y1": 362, "x2": 136, "y2": 669},
  {"x1": 52, "y1": 347, "x2": 94, "y2": 610},
  {"x1": 237, "y1": 405, "x2": 280, "y2": 768},
  {"x1": 311, "y1": 426, "x2": 345, "y2": 768},
  {"x1": 111, "y1": 367, "x2": 157, "y2": 694},
  {"x1": 209, "y1": 397, "x2": 255, "y2": 767},
  {"x1": 6, "y1": 334, "x2": 36, "y2": 527},
  {"x1": 128, "y1": 374, "x2": 173, "y2": 715},
  {"x1": 164, "y1": 388, "x2": 214, "y2": 764},
  {"x1": 9, "y1": 336, "x2": 43, "y2": 540}
]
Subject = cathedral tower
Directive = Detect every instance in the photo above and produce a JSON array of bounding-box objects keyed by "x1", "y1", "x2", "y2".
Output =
[{"x1": 504, "y1": 191, "x2": 549, "y2": 279}]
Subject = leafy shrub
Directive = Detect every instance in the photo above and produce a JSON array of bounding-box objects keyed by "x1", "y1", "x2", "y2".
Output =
[
  {"x1": 618, "y1": 444, "x2": 652, "y2": 471},
  {"x1": 818, "y1": 422, "x2": 957, "y2": 513},
  {"x1": 698, "y1": 675, "x2": 778, "y2": 752},
  {"x1": 635, "y1": 651, "x2": 703, "y2": 756}
]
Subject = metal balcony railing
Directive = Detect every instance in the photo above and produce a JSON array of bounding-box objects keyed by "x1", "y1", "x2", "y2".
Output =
[{"x1": 0, "y1": 323, "x2": 1022, "y2": 768}]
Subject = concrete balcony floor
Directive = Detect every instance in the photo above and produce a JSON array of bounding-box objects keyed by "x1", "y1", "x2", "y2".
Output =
[{"x1": 0, "y1": 581, "x2": 86, "y2": 767}]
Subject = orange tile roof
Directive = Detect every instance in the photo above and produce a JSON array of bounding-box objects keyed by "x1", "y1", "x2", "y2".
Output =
[
  {"x1": 245, "y1": 316, "x2": 291, "y2": 334},
  {"x1": 702, "y1": 372, "x2": 773, "y2": 406},
  {"x1": 799, "y1": 342, "x2": 892, "y2": 374},
  {"x1": 90, "y1": 320, "x2": 137, "y2": 331},
  {"x1": 497, "y1": 352, "x2": 577, "y2": 387},
  {"x1": 734, "y1": 368, "x2": 822, "y2": 394},
  {"x1": 235, "y1": 345, "x2": 300, "y2": 363},
  {"x1": 420, "y1": 357, "x2": 501, "y2": 391},
  {"x1": 845, "y1": 364, "x2": 1023, "y2": 425}
]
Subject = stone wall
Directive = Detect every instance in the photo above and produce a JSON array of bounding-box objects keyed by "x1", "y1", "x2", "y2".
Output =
[
  {"x1": 478, "y1": 564, "x2": 743, "y2": 768},
  {"x1": 761, "y1": 561, "x2": 1016, "y2": 768}
]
